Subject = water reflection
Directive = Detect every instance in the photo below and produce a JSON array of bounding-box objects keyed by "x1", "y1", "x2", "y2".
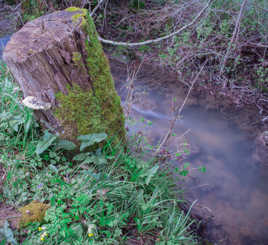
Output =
[{"x1": 111, "y1": 61, "x2": 268, "y2": 245}]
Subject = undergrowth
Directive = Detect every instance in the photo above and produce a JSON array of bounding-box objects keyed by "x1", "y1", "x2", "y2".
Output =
[{"x1": 0, "y1": 62, "x2": 198, "y2": 244}]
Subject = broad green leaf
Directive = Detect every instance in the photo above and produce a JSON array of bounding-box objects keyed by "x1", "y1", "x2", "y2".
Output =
[
  {"x1": 24, "y1": 112, "x2": 32, "y2": 136},
  {"x1": 73, "y1": 153, "x2": 89, "y2": 161},
  {"x1": 55, "y1": 139, "x2": 77, "y2": 151},
  {"x1": 49, "y1": 164, "x2": 58, "y2": 173},
  {"x1": 9, "y1": 118, "x2": 22, "y2": 132},
  {"x1": 82, "y1": 156, "x2": 97, "y2": 164},
  {"x1": 70, "y1": 223, "x2": 83, "y2": 238},
  {"x1": 77, "y1": 133, "x2": 107, "y2": 151},
  {"x1": 35, "y1": 130, "x2": 57, "y2": 155}
]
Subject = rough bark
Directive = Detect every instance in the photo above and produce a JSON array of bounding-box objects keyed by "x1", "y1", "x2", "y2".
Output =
[{"x1": 3, "y1": 8, "x2": 126, "y2": 143}]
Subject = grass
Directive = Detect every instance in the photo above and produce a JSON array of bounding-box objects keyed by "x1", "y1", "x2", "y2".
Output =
[{"x1": 0, "y1": 61, "x2": 198, "y2": 244}]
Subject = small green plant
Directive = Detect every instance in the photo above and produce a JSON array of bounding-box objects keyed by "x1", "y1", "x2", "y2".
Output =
[
  {"x1": 0, "y1": 63, "x2": 198, "y2": 244},
  {"x1": 256, "y1": 65, "x2": 268, "y2": 92}
]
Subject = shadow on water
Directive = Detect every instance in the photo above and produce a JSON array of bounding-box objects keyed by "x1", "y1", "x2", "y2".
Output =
[{"x1": 110, "y1": 59, "x2": 268, "y2": 245}]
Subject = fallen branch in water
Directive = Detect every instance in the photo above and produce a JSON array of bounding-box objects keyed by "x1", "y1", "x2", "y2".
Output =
[{"x1": 98, "y1": 0, "x2": 213, "y2": 47}]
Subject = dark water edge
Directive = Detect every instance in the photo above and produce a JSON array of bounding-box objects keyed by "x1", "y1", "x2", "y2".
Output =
[{"x1": 0, "y1": 35, "x2": 11, "y2": 59}]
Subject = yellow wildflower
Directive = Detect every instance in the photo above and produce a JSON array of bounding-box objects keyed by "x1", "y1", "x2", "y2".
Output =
[
  {"x1": 40, "y1": 231, "x2": 48, "y2": 241},
  {"x1": 38, "y1": 226, "x2": 46, "y2": 231},
  {"x1": 87, "y1": 224, "x2": 96, "y2": 238}
]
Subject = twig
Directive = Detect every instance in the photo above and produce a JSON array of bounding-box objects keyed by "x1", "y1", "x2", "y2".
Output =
[
  {"x1": 219, "y1": 0, "x2": 247, "y2": 77},
  {"x1": 154, "y1": 61, "x2": 207, "y2": 156},
  {"x1": 90, "y1": 0, "x2": 106, "y2": 16},
  {"x1": 125, "y1": 59, "x2": 144, "y2": 118},
  {"x1": 98, "y1": 0, "x2": 213, "y2": 47}
]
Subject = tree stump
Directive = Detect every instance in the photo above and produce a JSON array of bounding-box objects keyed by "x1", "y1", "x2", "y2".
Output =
[{"x1": 3, "y1": 7, "x2": 126, "y2": 143}]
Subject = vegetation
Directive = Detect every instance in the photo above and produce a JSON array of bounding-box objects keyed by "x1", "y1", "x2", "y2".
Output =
[
  {"x1": 0, "y1": 62, "x2": 197, "y2": 244},
  {"x1": 7, "y1": 1, "x2": 268, "y2": 95},
  {"x1": 1, "y1": 0, "x2": 267, "y2": 244},
  {"x1": 102, "y1": 0, "x2": 267, "y2": 93}
]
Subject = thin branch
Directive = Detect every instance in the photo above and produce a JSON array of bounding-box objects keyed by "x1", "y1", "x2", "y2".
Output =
[
  {"x1": 154, "y1": 61, "x2": 207, "y2": 156},
  {"x1": 90, "y1": 0, "x2": 106, "y2": 16},
  {"x1": 98, "y1": 0, "x2": 213, "y2": 47},
  {"x1": 125, "y1": 59, "x2": 144, "y2": 118},
  {"x1": 219, "y1": 0, "x2": 247, "y2": 77}
]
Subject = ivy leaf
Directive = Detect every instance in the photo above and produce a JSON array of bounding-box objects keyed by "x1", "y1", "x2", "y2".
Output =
[
  {"x1": 35, "y1": 130, "x2": 57, "y2": 155},
  {"x1": 77, "y1": 133, "x2": 107, "y2": 151}
]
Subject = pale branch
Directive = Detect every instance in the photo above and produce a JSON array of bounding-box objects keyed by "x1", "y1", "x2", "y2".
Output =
[
  {"x1": 176, "y1": 60, "x2": 207, "y2": 116},
  {"x1": 154, "y1": 61, "x2": 207, "y2": 156},
  {"x1": 90, "y1": 0, "x2": 106, "y2": 16},
  {"x1": 98, "y1": 0, "x2": 213, "y2": 47},
  {"x1": 125, "y1": 59, "x2": 144, "y2": 118},
  {"x1": 219, "y1": 0, "x2": 247, "y2": 77}
]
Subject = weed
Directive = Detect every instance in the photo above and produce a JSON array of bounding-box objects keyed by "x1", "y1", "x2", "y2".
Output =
[{"x1": 0, "y1": 62, "x2": 198, "y2": 244}]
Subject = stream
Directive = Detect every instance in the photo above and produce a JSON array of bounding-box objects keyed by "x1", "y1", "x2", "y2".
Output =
[
  {"x1": 1, "y1": 32, "x2": 267, "y2": 243},
  {"x1": 110, "y1": 60, "x2": 268, "y2": 245}
]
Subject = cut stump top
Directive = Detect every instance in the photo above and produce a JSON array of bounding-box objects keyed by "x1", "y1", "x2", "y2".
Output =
[{"x1": 3, "y1": 10, "x2": 80, "y2": 63}]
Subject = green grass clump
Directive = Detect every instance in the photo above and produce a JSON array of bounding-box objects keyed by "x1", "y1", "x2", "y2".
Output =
[{"x1": 0, "y1": 62, "x2": 198, "y2": 244}]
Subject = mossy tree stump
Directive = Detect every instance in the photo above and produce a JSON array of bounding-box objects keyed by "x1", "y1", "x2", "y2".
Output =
[{"x1": 3, "y1": 7, "x2": 125, "y2": 143}]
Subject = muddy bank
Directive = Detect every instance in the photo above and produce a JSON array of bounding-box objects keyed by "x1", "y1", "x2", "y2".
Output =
[{"x1": 109, "y1": 57, "x2": 268, "y2": 245}]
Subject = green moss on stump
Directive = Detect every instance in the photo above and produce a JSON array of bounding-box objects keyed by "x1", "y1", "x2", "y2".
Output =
[{"x1": 55, "y1": 8, "x2": 125, "y2": 144}]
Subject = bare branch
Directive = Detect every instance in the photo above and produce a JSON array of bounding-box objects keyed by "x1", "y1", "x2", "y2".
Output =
[
  {"x1": 90, "y1": 0, "x2": 106, "y2": 16},
  {"x1": 154, "y1": 61, "x2": 207, "y2": 156},
  {"x1": 125, "y1": 59, "x2": 144, "y2": 118},
  {"x1": 219, "y1": 0, "x2": 247, "y2": 77},
  {"x1": 98, "y1": 0, "x2": 213, "y2": 47}
]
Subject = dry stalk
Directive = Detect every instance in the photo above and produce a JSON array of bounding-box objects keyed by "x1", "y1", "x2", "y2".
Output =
[
  {"x1": 125, "y1": 59, "x2": 144, "y2": 118},
  {"x1": 154, "y1": 61, "x2": 207, "y2": 156},
  {"x1": 90, "y1": 0, "x2": 106, "y2": 16},
  {"x1": 219, "y1": 0, "x2": 247, "y2": 78}
]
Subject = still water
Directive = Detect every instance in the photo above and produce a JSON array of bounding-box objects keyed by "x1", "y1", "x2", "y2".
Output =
[
  {"x1": 111, "y1": 60, "x2": 268, "y2": 245},
  {"x1": 0, "y1": 35, "x2": 11, "y2": 59}
]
